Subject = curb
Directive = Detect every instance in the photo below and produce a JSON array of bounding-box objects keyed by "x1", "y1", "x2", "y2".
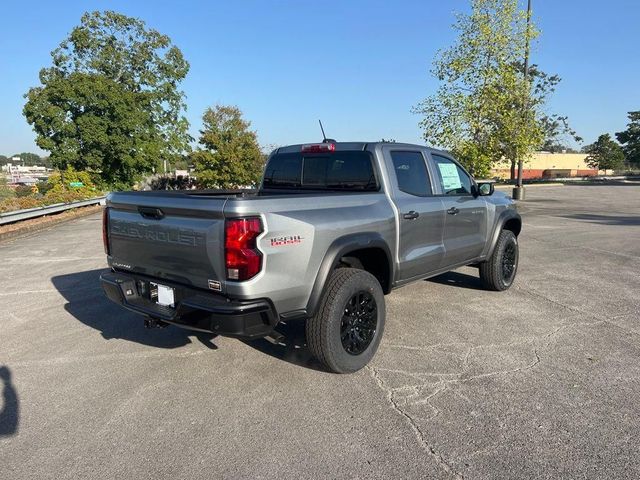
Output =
[{"x1": 495, "y1": 183, "x2": 564, "y2": 190}]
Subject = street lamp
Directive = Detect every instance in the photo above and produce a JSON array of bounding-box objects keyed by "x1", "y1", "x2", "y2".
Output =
[{"x1": 513, "y1": 0, "x2": 532, "y2": 201}]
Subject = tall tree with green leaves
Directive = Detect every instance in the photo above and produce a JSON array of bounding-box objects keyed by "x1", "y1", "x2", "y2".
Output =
[
  {"x1": 616, "y1": 111, "x2": 640, "y2": 167},
  {"x1": 23, "y1": 11, "x2": 190, "y2": 188},
  {"x1": 191, "y1": 105, "x2": 264, "y2": 189},
  {"x1": 414, "y1": 0, "x2": 576, "y2": 178},
  {"x1": 583, "y1": 134, "x2": 625, "y2": 172},
  {"x1": 9, "y1": 152, "x2": 42, "y2": 166}
]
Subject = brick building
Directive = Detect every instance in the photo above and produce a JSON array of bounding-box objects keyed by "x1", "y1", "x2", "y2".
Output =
[{"x1": 491, "y1": 152, "x2": 598, "y2": 179}]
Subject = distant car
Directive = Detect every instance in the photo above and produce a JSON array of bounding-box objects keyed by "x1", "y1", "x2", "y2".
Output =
[{"x1": 101, "y1": 141, "x2": 521, "y2": 373}]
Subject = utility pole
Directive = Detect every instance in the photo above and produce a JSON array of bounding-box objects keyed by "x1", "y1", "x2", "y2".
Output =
[{"x1": 513, "y1": 0, "x2": 532, "y2": 200}]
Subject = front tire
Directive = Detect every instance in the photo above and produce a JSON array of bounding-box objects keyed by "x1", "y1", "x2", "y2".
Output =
[
  {"x1": 306, "y1": 268, "x2": 385, "y2": 373},
  {"x1": 479, "y1": 229, "x2": 519, "y2": 291}
]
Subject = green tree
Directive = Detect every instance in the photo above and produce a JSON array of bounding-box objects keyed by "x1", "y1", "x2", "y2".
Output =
[
  {"x1": 583, "y1": 134, "x2": 625, "y2": 172},
  {"x1": 9, "y1": 152, "x2": 42, "y2": 166},
  {"x1": 539, "y1": 113, "x2": 582, "y2": 153},
  {"x1": 23, "y1": 11, "x2": 190, "y2": 189},
  {"x1": 414, "y1": 0, "x2": 574, "y2": 178},
  {"x1": 191, "y1": 105, "x2": 264, "y2": 189},
  {"x1": 615, "y1": 111, "x2": 640, "y2": 167},
  {"x1": 41, "y1": 156, "x2": 53, "y2": 168}
]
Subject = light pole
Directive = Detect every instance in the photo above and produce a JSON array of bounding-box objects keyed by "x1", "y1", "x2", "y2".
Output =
[{"x1": 513, "y1": 0, "x2": 532, "y2": 201}]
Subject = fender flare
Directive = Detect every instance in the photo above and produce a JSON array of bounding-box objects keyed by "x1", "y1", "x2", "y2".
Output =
[
  {"x1": 485, "y1": 209, "x2": 522, "y2": 259},
  {"x1": 305, "y1": 232, "x2": 393, "y2": 317}
]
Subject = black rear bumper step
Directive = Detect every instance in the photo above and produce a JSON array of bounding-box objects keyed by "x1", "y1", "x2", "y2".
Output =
[{"x1": 100, "y1": 271, "x2": 278, "y2": 339}]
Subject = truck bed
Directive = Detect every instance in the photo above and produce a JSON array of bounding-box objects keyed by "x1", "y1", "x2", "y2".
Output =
[{"x1": 105, "y1": 188, "x2": 394, "y2": 311}]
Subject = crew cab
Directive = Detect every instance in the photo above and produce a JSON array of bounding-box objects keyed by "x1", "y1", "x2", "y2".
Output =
[{"x1": 101, "y1": 141, "x2": 521, "y2": 373}]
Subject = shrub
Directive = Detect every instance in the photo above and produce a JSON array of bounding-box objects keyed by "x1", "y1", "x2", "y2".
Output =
[
  {"x1": 14, "y1": 185, "x2": 34, "y2": 197},
  {"x1": 0, "y1": 166, "x2": 102, "y2": 213},
  {"x1": 0, "y1": 178, "x2": 15, "y2": 202},
  {"x1": 0, "y1": 196, "x2": 42, "y2": 213}
]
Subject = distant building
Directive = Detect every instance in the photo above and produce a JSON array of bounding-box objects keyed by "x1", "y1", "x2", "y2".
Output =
[
  {"x1": 2, "y1": 164, "x2": 48, "y2": 174},
  {"x1": 14, "y1": 176, "x2": 39, "y2": 186},
  {"x1": 2, "y1": 163, "x2": 50, "y2": 184},
  {"x1": 491, "y1": 152, "x2": 598, "y2": 179}
]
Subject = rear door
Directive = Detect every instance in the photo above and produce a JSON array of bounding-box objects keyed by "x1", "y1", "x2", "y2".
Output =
[
  {"x1": 428, "y1": 153, "x2": 488, "y2": 266},
  {"x1": 383, "y1": 147, "x2": 445, "y2": 281}
]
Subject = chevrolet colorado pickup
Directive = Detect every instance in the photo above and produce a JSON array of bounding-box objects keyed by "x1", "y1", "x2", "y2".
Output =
[{"x1": 101, "y1": 141, "x2": 521, "y2": 373}]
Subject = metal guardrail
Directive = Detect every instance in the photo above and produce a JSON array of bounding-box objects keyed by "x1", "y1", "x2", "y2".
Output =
[{"x1": 0, "y1": 196, "x2": 106, "y2": 225}]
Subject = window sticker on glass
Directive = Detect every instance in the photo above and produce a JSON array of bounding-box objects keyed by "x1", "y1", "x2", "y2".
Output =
[{"x1": 437, "y1": 163, "x2": 462, "y2": 191}]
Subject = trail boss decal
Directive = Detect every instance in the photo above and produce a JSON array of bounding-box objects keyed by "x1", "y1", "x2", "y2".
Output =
[{"x1": 270, "y1": 235, "x2": 303, "y2": 247}]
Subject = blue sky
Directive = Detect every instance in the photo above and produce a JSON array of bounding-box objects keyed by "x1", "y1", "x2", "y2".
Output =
[{"x1": 1, "y1": 0, "x2": 638, "y2": 155}]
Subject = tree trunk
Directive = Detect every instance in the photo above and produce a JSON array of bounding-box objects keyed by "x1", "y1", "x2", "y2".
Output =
[{"x1": 510, "y1": 159, "x2": 516, "y2": 180}]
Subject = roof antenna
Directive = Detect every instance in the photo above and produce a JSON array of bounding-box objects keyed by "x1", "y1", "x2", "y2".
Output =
[
  {"x1": 319, "y1": 119, "x2": 327, "y2": 142},
  {"x1": 318, "y1": 119, "x2": 335, "y2": 143}
]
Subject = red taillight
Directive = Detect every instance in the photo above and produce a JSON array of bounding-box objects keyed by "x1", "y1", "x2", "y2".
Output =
[
  {"x1": 102, "y1": 207, "x2": 110, "y2": 255},
  {"x1": 301, "y1": 143, "x2": 336, "y2": 153},
  {"x1": 225, "y1": 217, "x2": 263, "y2": 281}
]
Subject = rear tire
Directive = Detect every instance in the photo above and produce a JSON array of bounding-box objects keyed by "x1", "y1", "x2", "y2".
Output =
[
  {"x1": 479, "y1": 229, "x2": 519, "y2": 291},
  {"x1": 306, "y1": 268, "x2": 385, "y2": 373}
]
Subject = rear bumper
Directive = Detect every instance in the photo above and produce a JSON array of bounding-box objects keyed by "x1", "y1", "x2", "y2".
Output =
[{"x1": 100, "y1": 271, "x2": 278, "y2": 339}]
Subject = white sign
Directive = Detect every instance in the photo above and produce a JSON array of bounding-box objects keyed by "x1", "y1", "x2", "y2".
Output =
[
  {"x1": 438, "y1": 163, "x2": 462, "y2": 191},
  {"x1": 156, "y1": 284, "x2": 175, "y2": 307}
]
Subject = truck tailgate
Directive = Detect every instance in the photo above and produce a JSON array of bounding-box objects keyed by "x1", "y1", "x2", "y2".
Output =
[{"x1": 106, "y1": 192, "x2": 227, "y2": 290}]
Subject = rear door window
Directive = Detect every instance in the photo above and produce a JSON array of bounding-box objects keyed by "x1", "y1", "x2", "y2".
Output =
[{"x1": 390, "y1": 151, "x2": 432, "y2": 196}]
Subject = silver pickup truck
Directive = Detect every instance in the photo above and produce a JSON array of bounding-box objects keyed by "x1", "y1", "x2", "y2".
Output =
[{"x1": 101, "y1": 141, "x2": 521, "y2": 373}]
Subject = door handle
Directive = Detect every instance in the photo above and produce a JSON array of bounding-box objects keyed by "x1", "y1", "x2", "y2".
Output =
[
  {"x1": 403, "y1": 211, "x2": 420, "y2": 220},
  {"x1": 138, "y1": 206, "x2": 165, "y2": 220},
  {"x1": 447, "y1": 207, "x2": 459, "y2": 215}
]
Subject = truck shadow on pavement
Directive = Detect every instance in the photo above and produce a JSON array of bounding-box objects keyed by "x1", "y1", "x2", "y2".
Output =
[
  {"x1": 51, "y1": 269, "x2": 217, "y2": 350},
  {"x1": 428, "y1": 271, "x2": 486, "y2": 290},
  {"x1": 243, "y1": 321, "x2": 328, "y2": 373},
  {"x1": 0, "y1": 366, "x2": 19, "y2": 437},
  {"x1": 52, "y1": 269, "x2": 325, "y2": 370},
  {"x1": 558, "y1": 213, "x2": 640, "y2": 226},
  {"x1": 52, "y1": 269, "x2": 490, "y2": 372}
]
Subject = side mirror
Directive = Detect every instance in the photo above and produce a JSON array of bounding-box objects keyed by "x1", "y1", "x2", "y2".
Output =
[{"x1": 476, "y1": 182, "x2": 494, "y2": 196}]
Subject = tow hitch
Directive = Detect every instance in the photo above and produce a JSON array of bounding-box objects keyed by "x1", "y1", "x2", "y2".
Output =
[{"x1": 144, "y1": 317, "x2": 169, "y2": 329}]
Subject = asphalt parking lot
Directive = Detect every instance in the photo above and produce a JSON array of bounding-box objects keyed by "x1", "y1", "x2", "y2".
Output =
[{"x1": 1, "y1": 184, "x2": 639, "y2": 479}]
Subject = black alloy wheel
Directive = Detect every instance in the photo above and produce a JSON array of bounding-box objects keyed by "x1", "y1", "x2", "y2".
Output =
[
  {"x1": 479, "y1": 229, "x2": 519, "y2": 291},
  {"x1": 340, "y1": 291, "x2": 377, "y2": 355},
  {"x1": 306, "y1": 268, "x2": 386, "y2": 373},
  {"x1": 501, "y1": 241, "x2": 517, "y2": 284}
]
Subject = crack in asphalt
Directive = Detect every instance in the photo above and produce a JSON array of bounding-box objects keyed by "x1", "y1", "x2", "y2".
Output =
[
  {"x1": 517, "y1": 287, "x2": 594, "y2": 317},
  {"x1": 366, "y1": 321, "x2": 582, "y2": 478},
  {"x1": 367, "y1": 366, "x2": 464, "y2": 479},
  {"x1": 600, "y1": 318, "x2": 640, "y2": 339},
  {"x1": 519, "y1": 290, "x2": 639, "y2": 337}
]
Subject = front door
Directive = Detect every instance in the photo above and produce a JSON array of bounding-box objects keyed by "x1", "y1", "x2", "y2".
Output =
[
  {"x1": 429, "y1": 153, "x2": 488, "y2": 267},
  {"x1": 383, "y1": 148, "x2": 445, "y2": 281}
]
